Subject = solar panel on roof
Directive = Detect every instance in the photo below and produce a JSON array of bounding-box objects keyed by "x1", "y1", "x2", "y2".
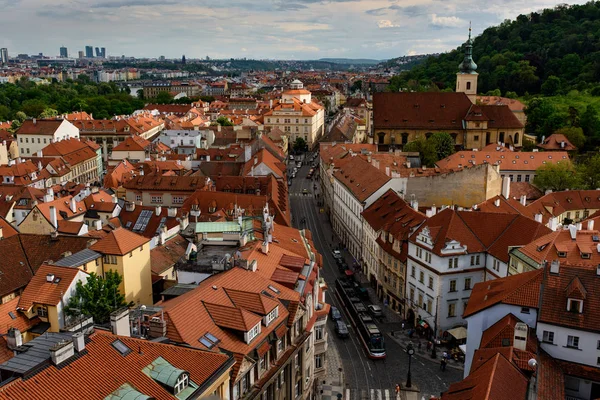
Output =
[{"x1": 133, "y1": 210, "x2": 153, "y2": 232}]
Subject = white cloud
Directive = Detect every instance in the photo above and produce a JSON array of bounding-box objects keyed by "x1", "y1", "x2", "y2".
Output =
[
  {"x1": 377, "y1": 19, "x2": 399, "y2": 28},
  {"x1": 429, "y1": 14, "x2": 465, "y2": 28}
]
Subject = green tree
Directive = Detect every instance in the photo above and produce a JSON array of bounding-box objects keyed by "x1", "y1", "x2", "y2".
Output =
[
  {"x1": 428, "y1": 132, "x2": 455, "y2": 160},
  {"x1": 580, "y1": 105, "x2": 600, "y2": 138},
  {"x1": 404, "y1": 137, "x2": 438, "y2": 167},
  {"x1": 578, "y1": 154, "x2": 600, "y2": 189},
  {"x1": 65, "y1": 271, "x2": 130, "y2": 324},
  {"x1": 541, "y1": 76, "x2": 562, "y2": 96},
  {"x1": 350, "y1": 80, "x2": 363, "y2": 93},
  {"x1": 216, "y1": 116, "x2": 233, "y2": 126},
  {"x1": 293, "y1": 137, "x2": 307, "y2": 152},
  {"x1": 554, "y1": 126, "x2": 585, "y2": 149},
  {"x1": 136, "y1": 89, "x2": 144, "y2": 100},
  {"x1": 155, "y1": 91, "x2": 174, "y2": 104},
  {"x1": 533, "y1": 162, "x2": 580, "y2": 191},
  {"x1": 38, "y1": 108, "x2": 58, "y2": 119}
]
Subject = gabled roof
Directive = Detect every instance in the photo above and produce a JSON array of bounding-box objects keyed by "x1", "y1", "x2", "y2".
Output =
[
  {"x1": 17, "y1": 264, "x2": 84, "y2": 310},
  {"x1": 0, "y1": 330, "x2": 233, "y2": 400},
  {"x1": 89, "y1": 227, "x2": 149, "y2": 256},
  {"x1": 442, "y1": 353, "x2": 528, "y2": 400},
  {"x1": 463, "y1": 270, "x2": 542, "y2": 318},
  {"x1": 16, "y1": 119, "x2": 64, "y2": 136},
  {"x1": 538, "y1": 133, "x2": 577, "y2": 151},
  {"x1": 436, "y1": 151, "x2": 569, "y2": 172},
  {"x1": 333, "y1": 156, "x2": 390, "y2": 202}
]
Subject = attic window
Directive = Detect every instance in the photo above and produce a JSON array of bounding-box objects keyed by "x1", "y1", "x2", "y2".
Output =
[
  {"x1": 198, "y1": 332, "x2": 220, "y2": 349},
  {"x1": 268, "y1": 285, "x2": 281, "y2": 294},
  {"x1": 501, "y1": 338, "x2": 510, "y2": 347},
  {"x1": 8, "y1": 312, "x2": 15, "y2": 320},
  {"x1": 537, "y1": 244, "x2": 547, "y2": 251},
  {"x1": 558, "y1": 251, "x2": 567, "y2": 258},
  {"x1": 582, "y1": 252, "x2": 591, "y2": 259},
  {"x1": 568, "y1": 298, "x2": 583, "y2": 313},
  {"x1": 111, "y1": 339, "x2": 132, "y2": 356}
]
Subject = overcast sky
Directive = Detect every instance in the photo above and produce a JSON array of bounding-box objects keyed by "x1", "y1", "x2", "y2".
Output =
[{"x1": 0, "y1": 0, "x2": 585, "y2": 60}]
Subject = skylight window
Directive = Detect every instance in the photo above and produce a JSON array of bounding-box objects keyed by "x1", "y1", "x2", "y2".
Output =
[
  {"x1": 268, "y1": 285, "x2": 280, "y2": 294},
  {"x1": 133, "y1": 210, "x2": 153, "y2": 232},
  {"x1": 8, "y1": 312, "x2": 16, "y2": 320},
  {"x1": 111, "y1": 339, "x2": 132, "y2": 356},
  {"x1": 199, "y1": 332, "x2": 220, "y2": 349}
]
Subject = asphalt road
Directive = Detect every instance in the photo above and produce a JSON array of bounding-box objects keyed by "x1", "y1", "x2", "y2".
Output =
[{"x1": 287, "y1": 153, "x2": 461, "y2": 399}]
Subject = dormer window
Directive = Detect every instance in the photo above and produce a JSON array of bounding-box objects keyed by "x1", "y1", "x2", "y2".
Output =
[
  {"x1": 246, "y1": 322, "x2": 261, "y2": 343},
  {"x1": 557, "y1": 251, "x2": 567, "y2": 258},
  {"x1": 174, "y1": 373, "x2": 189, "y2": 395},
  {"x1": 581, "y1": 252, "x2": 591, "y2": 259},
  {"x1": 265, "y1": 306, "x2": 279, "y2": 326},
  {"x1": 567, "y1": 298, "x2": 583, "y2": 313}
]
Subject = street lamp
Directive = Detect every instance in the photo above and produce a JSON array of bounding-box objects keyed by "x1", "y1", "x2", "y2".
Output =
[{"x1": 406, "y1": 342, "x2": 414, "y2": 388}]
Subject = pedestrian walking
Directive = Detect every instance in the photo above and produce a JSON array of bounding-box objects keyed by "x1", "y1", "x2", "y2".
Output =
[
  {"x1": 440, "y1": 358, "x2": 447, "y2": 371},
  {"x1": 395, "y1": 384, "x2": 400, "y2": 396},
  {"x1": 401, "y1": 321, "x2": 405, "y2": 330},
  {"x1": 442, "y1": 351, "x2": 448, "y2": 360},
  {"x1": 427, "y1": 341, "x2": 432, "y2": 351}
]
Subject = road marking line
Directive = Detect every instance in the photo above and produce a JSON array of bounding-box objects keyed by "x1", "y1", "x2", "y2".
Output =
[
  {"x1": 437, "y1": 375, "x2": 443, "y2": 381},
  {"x1": 384, "y1": 389, "x2": 390, "y2": 400},
  {"x1": 370, "y1": 389, "x2": 375, "y2": 400},
  {"x1": 346, "y1": 389, "x2": 351, "y2": 400},
  {"x1": 376, "y1": 389, "x2": 382, "y2": 400}
]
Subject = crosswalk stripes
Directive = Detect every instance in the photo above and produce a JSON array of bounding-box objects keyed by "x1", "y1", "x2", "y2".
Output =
[{"x1": 343, "y1": 389, "x2": 395, "y2": 400}]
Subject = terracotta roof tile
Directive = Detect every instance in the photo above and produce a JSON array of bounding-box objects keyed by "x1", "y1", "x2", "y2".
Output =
[
  {"x1": 16, "y1": 119, "x2": 64, "y2": 136},
  {"x1": 333, "y1": 156, "x2": 390, "y2": 202},
  {"x1": 436, "y1": 151, "x2": 569, "y2": 172},
  {"x1": 17, "y1": 264, "x2": 83, "y2": 310},
  {"x1": 0, "y1": 297, "x2": 39, "y2": 335},
  {"x1": 89, "y1": 227, "x2": 149, "y2": 256}
]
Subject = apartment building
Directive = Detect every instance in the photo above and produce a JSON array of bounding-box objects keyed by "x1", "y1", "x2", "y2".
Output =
[
  {"x1": 32, "y1": 138, "x2": 102, "y2": 185},
  {"x1": 16, "y1": 119, "x2": 80, "y2": 156},
  {"x1": 406, "y1": 209, "x2": 550, "y2": 337}
]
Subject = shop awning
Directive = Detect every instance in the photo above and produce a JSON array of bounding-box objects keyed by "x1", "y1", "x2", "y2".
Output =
[{"x1": 447, "y1": 327, "x2": 467, "y2": 340}]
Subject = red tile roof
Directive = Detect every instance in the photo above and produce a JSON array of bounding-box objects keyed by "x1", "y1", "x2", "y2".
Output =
[
  {"x1": 538, "y1": 133, "x2": 577, "y2": 151},
  {"x1": 436, "y1": 151, "x2": 570, "y2": 172},
  {"x1": 89, "y1": 227, "x2": 149, "y2": 256},
  {"x1": 0, "y1": 297, "x2": 39, "y2": 335},
  {"x1": 442, "y1": 353, "x2": 528, "y2": 400},
  {"x1": 123, "y1": 174, "x2": 209, "y2": 192},
  {"x1": 0, "y1": 330, "x2": 233, "y2": 400},
  {"x1": 333, "y1": 156, "x2": 390, "y2": 202},
  {"x1": 463, "y1": 270, "x2": 542, "y2": 318},
  {"x1": 150, "y1": 235, "x2": 188, "y2": 275},
  {"x1": 16, "y1": 119, "x2": 64, "y2": 136},
  {"x1": 517, "y1": 230, "x2": 600, "y2": 266},
  {"x1": 17, "y1": 264, "x2": 83, "y2": 310},
  {"x1": 0, "y1": 216, "x2": 18, "y2": 238},
  {"x1": 539, "y1": 261, "x2": 600, "y2": 332}
]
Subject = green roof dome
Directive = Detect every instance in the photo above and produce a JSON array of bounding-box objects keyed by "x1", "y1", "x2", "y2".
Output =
[{"x1": 458, "y1": 28, "x2": 477, "y2": 74}]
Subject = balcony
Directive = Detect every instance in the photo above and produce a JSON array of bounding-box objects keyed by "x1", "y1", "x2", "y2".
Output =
[{"x1": 314, "y1": 335, "x2": 328, "y2": 354}]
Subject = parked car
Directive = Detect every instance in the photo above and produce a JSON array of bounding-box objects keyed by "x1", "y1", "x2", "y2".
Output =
[
  {"x1": 289, "y1": 155, "x2": 295, "y2": 161},
  {"x1": 330, "y1": 306, "x2": 342, "y2": 321},
  {"x1": 367, "y1": 304, "x2": 383, "y2": 318},
  {"x1": 335, "y1": 320, "x2": 350, "y2": 338},
  {"x1": 338, "y1": 262, "x2": 349, "y2": 273},
  {"x1": 296, "y1": 161, "x2": 302, "y2": 168},
  {"x1": 302, "y1": 189, "x2": 309, "y2": 195},
  {"x1": 332, "y1": 250, "x2": 342, "y2": 259}
]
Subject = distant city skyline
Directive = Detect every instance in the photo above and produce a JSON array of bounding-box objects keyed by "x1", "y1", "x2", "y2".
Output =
[{"x1": 0, "y1": 0, "x2": 588, "y2": 60}]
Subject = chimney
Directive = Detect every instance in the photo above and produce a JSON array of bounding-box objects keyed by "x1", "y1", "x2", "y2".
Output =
[
  {"x1": 254, "y1": 156, "x2": 258, "y2": 166},
  {"x1": 33, "y1": 118, "x2": 36, "y2": 125},
  {"x1": 520, "y1": 195, "x2": 526, "y2": 206},
  {"x1": 261, "y1": 240, "x2": 269, "y2": 254},
  {"x1": 576, "y1": 222, "x2": 583, "y2": 231},
  {"x1": 49, "y1": 206, "x2": 58, "y2": 229},
  {"x1": 501, "y1": 176, "x2": 510, "y2": 199},
  {"x1": 406, "y1": 160, "x2": 411, "y2": 169},
  {"x1": 70, "y1": 197, "x2": 77, "y2": 213},
  {"x1": 411, "y1": 199, "x2": 419, "y2": 211},
  {"x1": 569, "y1": 224, "x2": 578, "y2": 239},
  {"x1": 6, "y1": 327, "x2": 22, "y2": 350},
  {"x1": 549, "y1": 217, "x2": 558, "y2": 231},
  {"x1": 588, "y1": 220, "x2": 595, "y2": 231},
  {"x1": 72, "y1": 332, "x2": 85, "y2": 352},
  {"x1": 46, "y1": 273, "x2": 55, "y2": 283},
  {"x1": 426, "y1": 209, "x2": 433, "y2": 218},
  {"x1": 50, "y1": 340, "x2": 75, "y2": 366},
  {"x1": 494, "y1": 199, "x2": 500, "y2": 207},
  {"x1": 110, "y1": 308, "x2": 131, "y2": 337},
  {"x1": 148, "y1": 316, "x2": 167, "y2": 339},
  {"x1": 597, "y1": 264, "x2": 600, "y2": 276},
  {"x1": 550, "y1": 260, "x2": 560, "y2": 274},
  {"x1": 0, "y1": 226, "x2": 2, "y2": 240},
  {"x1": 385, "y1": 166, "x2": 390, "y2": 176},
  {"x1": 561, "y1": 141, "x2": 565, "y2": 148},
  {"x1": 125, "y1": 201, "x2": 135, "y2": 212},
  {"x1": 44, "y1": 188, "x2": 54, "y2": 203},
  {"x1": 513, "y1": 322, "x2": 528, "y2": 351},
  {"x1": 534, "y1": 213, "x2": 543, "y2": 223},
  {"x1": 155, "y1": 206, "x2": 162, "y2": 216},
  {"x1": 167, "y1": 207, "x2": 177, "y2": 218},
  {"x1": 94, "y1": 220, "x2": 102, "y2": 231}
]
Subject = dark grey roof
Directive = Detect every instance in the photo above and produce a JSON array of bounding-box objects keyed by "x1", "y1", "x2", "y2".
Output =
[
  {"x1": 161, "y1": 284, "x2": 198, "y2": 297},
  {"x1": 53, "y1": 249, "x2": 102, "y2": 268},
  {"x1": 0, "y1": 332, "x2": 74, "y2": 376}
]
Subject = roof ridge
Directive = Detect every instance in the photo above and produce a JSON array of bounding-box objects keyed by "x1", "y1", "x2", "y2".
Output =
[
  {"x1": 454, "y1": 210, "x2": 487, "y2": 249},
  {"x1": 485, "y1": 213, "x2": 519, "y2": 251}
]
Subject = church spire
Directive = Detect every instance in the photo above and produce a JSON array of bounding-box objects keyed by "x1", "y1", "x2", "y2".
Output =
[{"x1": 458, "y1": 23, "x2": 477, "y2": 74}]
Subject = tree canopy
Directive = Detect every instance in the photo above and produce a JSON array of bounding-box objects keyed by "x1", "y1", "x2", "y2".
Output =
[
  {"x1": 388, "y1": 2, "x2": 600, "y2": 96},
  {"x1": 293, "y1": 137, "x2": 307, "y2": 152},
  {"x1": 403, "y1": 133, "x2": 455, "y2": 167},
  {"x1": 65, "y1": 271, "x2": 131, "y2": 324},
  {"x1": 533, "y1": 162, "x2": 580, "y2": 191}
]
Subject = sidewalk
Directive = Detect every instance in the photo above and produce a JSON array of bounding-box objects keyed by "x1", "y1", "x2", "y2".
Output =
[
  {"x1": 317, "y1": 333, "x2": 345, "y2": 400},
  {"x1": 387, "y1": 329, "x2": 464, "y2": 372}
]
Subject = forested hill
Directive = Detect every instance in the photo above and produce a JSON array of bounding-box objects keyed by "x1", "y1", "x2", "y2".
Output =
[{"x1": 389, "y1": 1, "x2": 600, "y2": 96}]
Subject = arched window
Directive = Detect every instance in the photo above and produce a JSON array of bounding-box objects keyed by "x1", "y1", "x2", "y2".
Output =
[
  {"x1": 175, "y1": 373, "x2": 189, "y2": 394},
  {"x1": 378, "y1": 132, "x2": 385, "y2": 145},
  {"x1": 401, "y1": 133, "x2": 409, "y2": 145},
  {"x1": 514, "y1": 132, "x2": 520, "y2": 145},
  {"x1": 499, "y1": 132, "x2": 505, "y2": 143},
  {"x1": 466, "y1": 82, "x2": 471, "y2": 90}
]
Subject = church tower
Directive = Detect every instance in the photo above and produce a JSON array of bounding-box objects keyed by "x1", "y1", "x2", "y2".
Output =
[{"x1": 456, "y1": 25, "x2": 478, "y2": 104}]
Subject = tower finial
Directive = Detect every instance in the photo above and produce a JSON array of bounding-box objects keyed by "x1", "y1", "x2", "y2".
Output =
[{"x1": 469, "y1": 21, "x2": 472, "y2": 40}]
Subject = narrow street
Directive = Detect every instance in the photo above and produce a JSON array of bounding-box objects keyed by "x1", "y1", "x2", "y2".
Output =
[{"x1": 288, "y1": 153, "x2": 461, "y2": 399}]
